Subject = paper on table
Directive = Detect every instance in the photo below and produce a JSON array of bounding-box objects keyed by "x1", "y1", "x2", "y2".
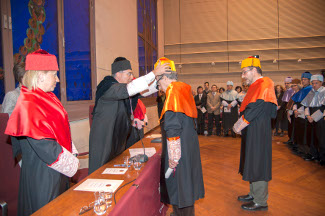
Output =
[
  {"x1": 102, "y1": 168, "x2": 127, "y2": 175},
  {"x1": 200, "y1": 107, "x2": 206, "y2": 114},
  {"x1": 74, "y1": 179, "x2": 124, "y2": 192},
  {"x1": 311, "y1": 109, "x2": 323, "y2": 122},
  {"x1": 145, "y1": 134, "x2": 162, "y2": 139},
  {"x1": 129, "y1": 147, "x2": 156, "y2": 158}
]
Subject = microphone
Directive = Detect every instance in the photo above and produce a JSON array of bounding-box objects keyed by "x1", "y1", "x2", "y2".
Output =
[{"x1": 130, "y1": 121, "x2": 148, "y2": 163}]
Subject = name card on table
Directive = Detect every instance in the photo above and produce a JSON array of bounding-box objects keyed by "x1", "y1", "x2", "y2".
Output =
[
  {"x1": 74, "y1": 179, "x2": 124, "y2": 192},
  {"x1": 102, "y1": 168, "x2": 128, "y2": 175},
  {"x1": 129, "y1": 147, "x2": 156, "y2": 158}
]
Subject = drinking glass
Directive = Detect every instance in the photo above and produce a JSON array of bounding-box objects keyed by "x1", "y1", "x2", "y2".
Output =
[
  {"x1": 133, "y1": 161, "x2": 142, "y2": 170},
  {"x1": 123, "y1": 156, "x2": 130, "y2": 169},
  {"x1": 93, "y1": 191, "x2": 107, "y2": 215},
  {"x1": 103, "y1": 189, "x2": 113, "y2": 207}
]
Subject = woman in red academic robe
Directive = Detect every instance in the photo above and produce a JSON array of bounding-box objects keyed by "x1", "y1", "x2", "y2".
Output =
[{"x1": 5, "y1": 50, "x2": 79, "y2": 216}]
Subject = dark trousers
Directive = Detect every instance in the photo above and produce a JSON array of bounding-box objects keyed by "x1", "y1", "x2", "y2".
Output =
[
  {"x1": 208, "y1": 113, "x2": 221, "y2": 135},
  {"x1": 172, "y1": 205, "x2": 194, "y2": 216},
  {"x1": 308, "y1": 118, "x2": 325, "y2": 160},
  {"x1": 288, "y1": 114, "x2": 294, "y2": 141},
  {"x1": 197, "y1": 110, "x2": 205, "y2": 134},
  {"x1": 295, "y1": 118, "x2": 309, "y2": 155}
]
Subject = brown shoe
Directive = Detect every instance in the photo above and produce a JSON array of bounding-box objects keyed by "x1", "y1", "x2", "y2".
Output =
[{"x1": 241, "y1": 201, "x2": 268, "y2": 211}]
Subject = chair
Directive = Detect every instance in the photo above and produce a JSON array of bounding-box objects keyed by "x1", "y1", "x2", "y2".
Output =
[{"x1": 0, "y1": 113, "x2": 20, "y2": 216}]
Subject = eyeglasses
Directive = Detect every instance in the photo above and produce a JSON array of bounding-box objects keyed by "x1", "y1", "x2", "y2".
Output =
[{"x1": 241, "y1": 69, "x2": 251, "y2": 75}]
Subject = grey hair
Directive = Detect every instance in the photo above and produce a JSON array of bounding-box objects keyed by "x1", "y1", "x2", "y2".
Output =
[
  {"x1": 158, "y1": 71, "x2": 178, "y2": 81},
  {"x1": 247, "y1": 66, "x2": 262, "y2": 75}
]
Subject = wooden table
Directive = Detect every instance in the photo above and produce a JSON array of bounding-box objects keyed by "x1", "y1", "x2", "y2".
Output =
[{"x1": 33, "y1": 136, "x2": 166, "y2": 216}]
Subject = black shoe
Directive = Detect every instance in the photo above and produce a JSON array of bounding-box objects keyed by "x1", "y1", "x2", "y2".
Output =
[
  {"x1": 303, "y1": 154, "x2": 313, "y2": 161},
  {"x1": 241, "y1": 201, "x2": 268, "y2": 211},
  {"x1": 320, "y1": 160, "x2": 325, "y2": 166},
  {"x1": 237, "y1": 194, "x2": 254, "y2": 202}
]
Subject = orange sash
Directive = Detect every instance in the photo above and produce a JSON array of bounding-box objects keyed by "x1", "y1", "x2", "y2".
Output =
[{"x1": 160, "y1": 82, "x2": 197, "y2": 120}]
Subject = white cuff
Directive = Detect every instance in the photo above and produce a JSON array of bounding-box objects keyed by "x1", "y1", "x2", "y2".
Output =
[
  {"x1": 144, "y1": 72, "x2": 156, "y2": 84},
  {"x1": 141, "y1": 79, "x2": 158, "y2": 97},
  {"x1": 222, "y1": 101, "x2": 228, "y2": 106},
  {"x1": 233, "y1": 116, "x2": 249, "y2": 133},
  {"x1": 293, "y1": 104, "x2": 297, "y2": 111},
  {"x1": 71, "y1": 141, "x2": 79, "y2": 156},
  {"x1": 127, "y1": 76, "x2": 149, "y2": 97},
  {"x1": 48, "y1": 147, "x2": 79, "y2": 177},
  {"x1": 304, "y1": 108, "x2": 310, "y2": 116},
  {"x1": 167, "y1": 137, "x2": 181, "y2": 162},
  {"x1": 231, "y1": 100, "x2": 238, "y2": 107}
]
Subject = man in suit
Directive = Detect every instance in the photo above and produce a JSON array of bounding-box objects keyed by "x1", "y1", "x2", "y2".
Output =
[
  {"x1": 207, "y1": 84, "x2": 221, "y2": 136},
  {"x1": 195, "y1": 86, "x2": 207, "y2": 135}
]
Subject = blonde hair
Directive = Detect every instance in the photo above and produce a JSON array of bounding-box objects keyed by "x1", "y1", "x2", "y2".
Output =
[{"x1": 22, "y1": 70, "x2": 47, "y2": 90}]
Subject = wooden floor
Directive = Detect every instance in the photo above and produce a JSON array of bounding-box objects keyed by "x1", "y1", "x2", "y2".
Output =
[{"x1": 165, "y1": 134, "x2": 325, "y2": 216}]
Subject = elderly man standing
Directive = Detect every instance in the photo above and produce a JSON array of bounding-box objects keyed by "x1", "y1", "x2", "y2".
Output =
[
  {"x1": 233, "y1": 56, "x2": 277, "y2": 211},
  {"x1": 301, "y1": 74, "x2": 325, "y2": 165},
  {"x1": 221, "y1": 81, "x2": 238, "y2": 137},
  {"x1": 89, "y1": 57, "x2": 169, "y2": 174},
  {"x1": 156, "y1": 57, "x2": 204, "y2": 216}
]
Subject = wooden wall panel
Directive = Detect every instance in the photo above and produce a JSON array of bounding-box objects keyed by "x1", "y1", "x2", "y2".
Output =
[
  {"x1": 228, "y1": 0, "x2": 278, "y2": 41},
  {"x1": 163, "y1": 0, "x2": 325, "y2": 88},
  {"x1": 279, "y1": 0, "x2": 325, "y2": 38}
]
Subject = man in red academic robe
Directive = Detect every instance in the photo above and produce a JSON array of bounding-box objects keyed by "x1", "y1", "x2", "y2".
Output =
[{"x1": 233, "y1": 56, "x2": 277, "y2": 211}]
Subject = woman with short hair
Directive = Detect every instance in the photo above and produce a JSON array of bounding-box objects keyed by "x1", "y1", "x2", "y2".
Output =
[{"x1": 5, "y1": 50, "x2": 79, "y2": 216}]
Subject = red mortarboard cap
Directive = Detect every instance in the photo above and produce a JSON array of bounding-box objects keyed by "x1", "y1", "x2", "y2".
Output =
[{"x1": 25, "y1": 49, "x2": 59, "y2": 71}]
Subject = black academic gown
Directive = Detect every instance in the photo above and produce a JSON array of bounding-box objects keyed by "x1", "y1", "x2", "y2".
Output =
[
  {"x1": 11, "y1": 137, "x2": 69, "y2": 216},
  {"x1": 221, "y1": 99, "x2": 239, "y2": 131},
  {"x1": 89, "y1": 83, "x2": 134, "y2": 174},
  {"x1": 239, "y1": 100, "x2": 277, "y2": 182},
  {"x1": 160, "y1": 111, "x2": 205, "y2": 208}
]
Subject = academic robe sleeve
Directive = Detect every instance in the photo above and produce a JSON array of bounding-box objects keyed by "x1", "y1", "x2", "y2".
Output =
[
  {"x1": 233, "y1": 100, "x2": 268, "y2": 133},
  {"x1": 164, "y1": 111, "x2": 182, "y2": 162},
  {"x1": 100, "y1": 83, "x2": 129, "y2": 101},
  {"x1": 26, "y1": 137, "x2": 79, "y2": 177}
]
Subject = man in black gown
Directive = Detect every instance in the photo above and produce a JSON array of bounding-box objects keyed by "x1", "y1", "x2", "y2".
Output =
[
  {"x1": 156, "y1": 58, "x2": 205, "y2": 216},
  {"x1": 233, "y1": 56, "x2": 277, "y2": 211},
  {"x1": 89, "y1": 57, "x2": 169, "y2": 174}
]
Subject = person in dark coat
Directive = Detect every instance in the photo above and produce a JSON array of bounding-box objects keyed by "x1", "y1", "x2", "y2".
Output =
[
  {"x1": 156, "y1": 58, "x2": 204, "y2": 216},
  {"x1": 194, "y1": 86, "x2": 207, "y2": 135},
  {"x1": 233, "y1": 56, "x2": 277, "y2": 211},
  {"x1": 5, "y1": 50, "x2": 79, "y2": 216},
  {"x1": 291, "y1": 72, "x2": 312, "y2": 158},
  {"x1": 273, "y1": 85, "x2": 285, "y2": 136},
  {"x1": 89, "y1": 57, "x2": 169, "y2": 174},
  {"x1": 301, "y1": 74, "x2": 325, "y2": 165}
]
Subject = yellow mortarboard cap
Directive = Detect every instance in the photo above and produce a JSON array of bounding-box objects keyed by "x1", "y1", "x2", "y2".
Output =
[
  {"x1": 241, "y1": 56, "x2": 261, "y2": 69},
  {"x1": 154, "y1": 57, "x2": 176, "y2": 71}
]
